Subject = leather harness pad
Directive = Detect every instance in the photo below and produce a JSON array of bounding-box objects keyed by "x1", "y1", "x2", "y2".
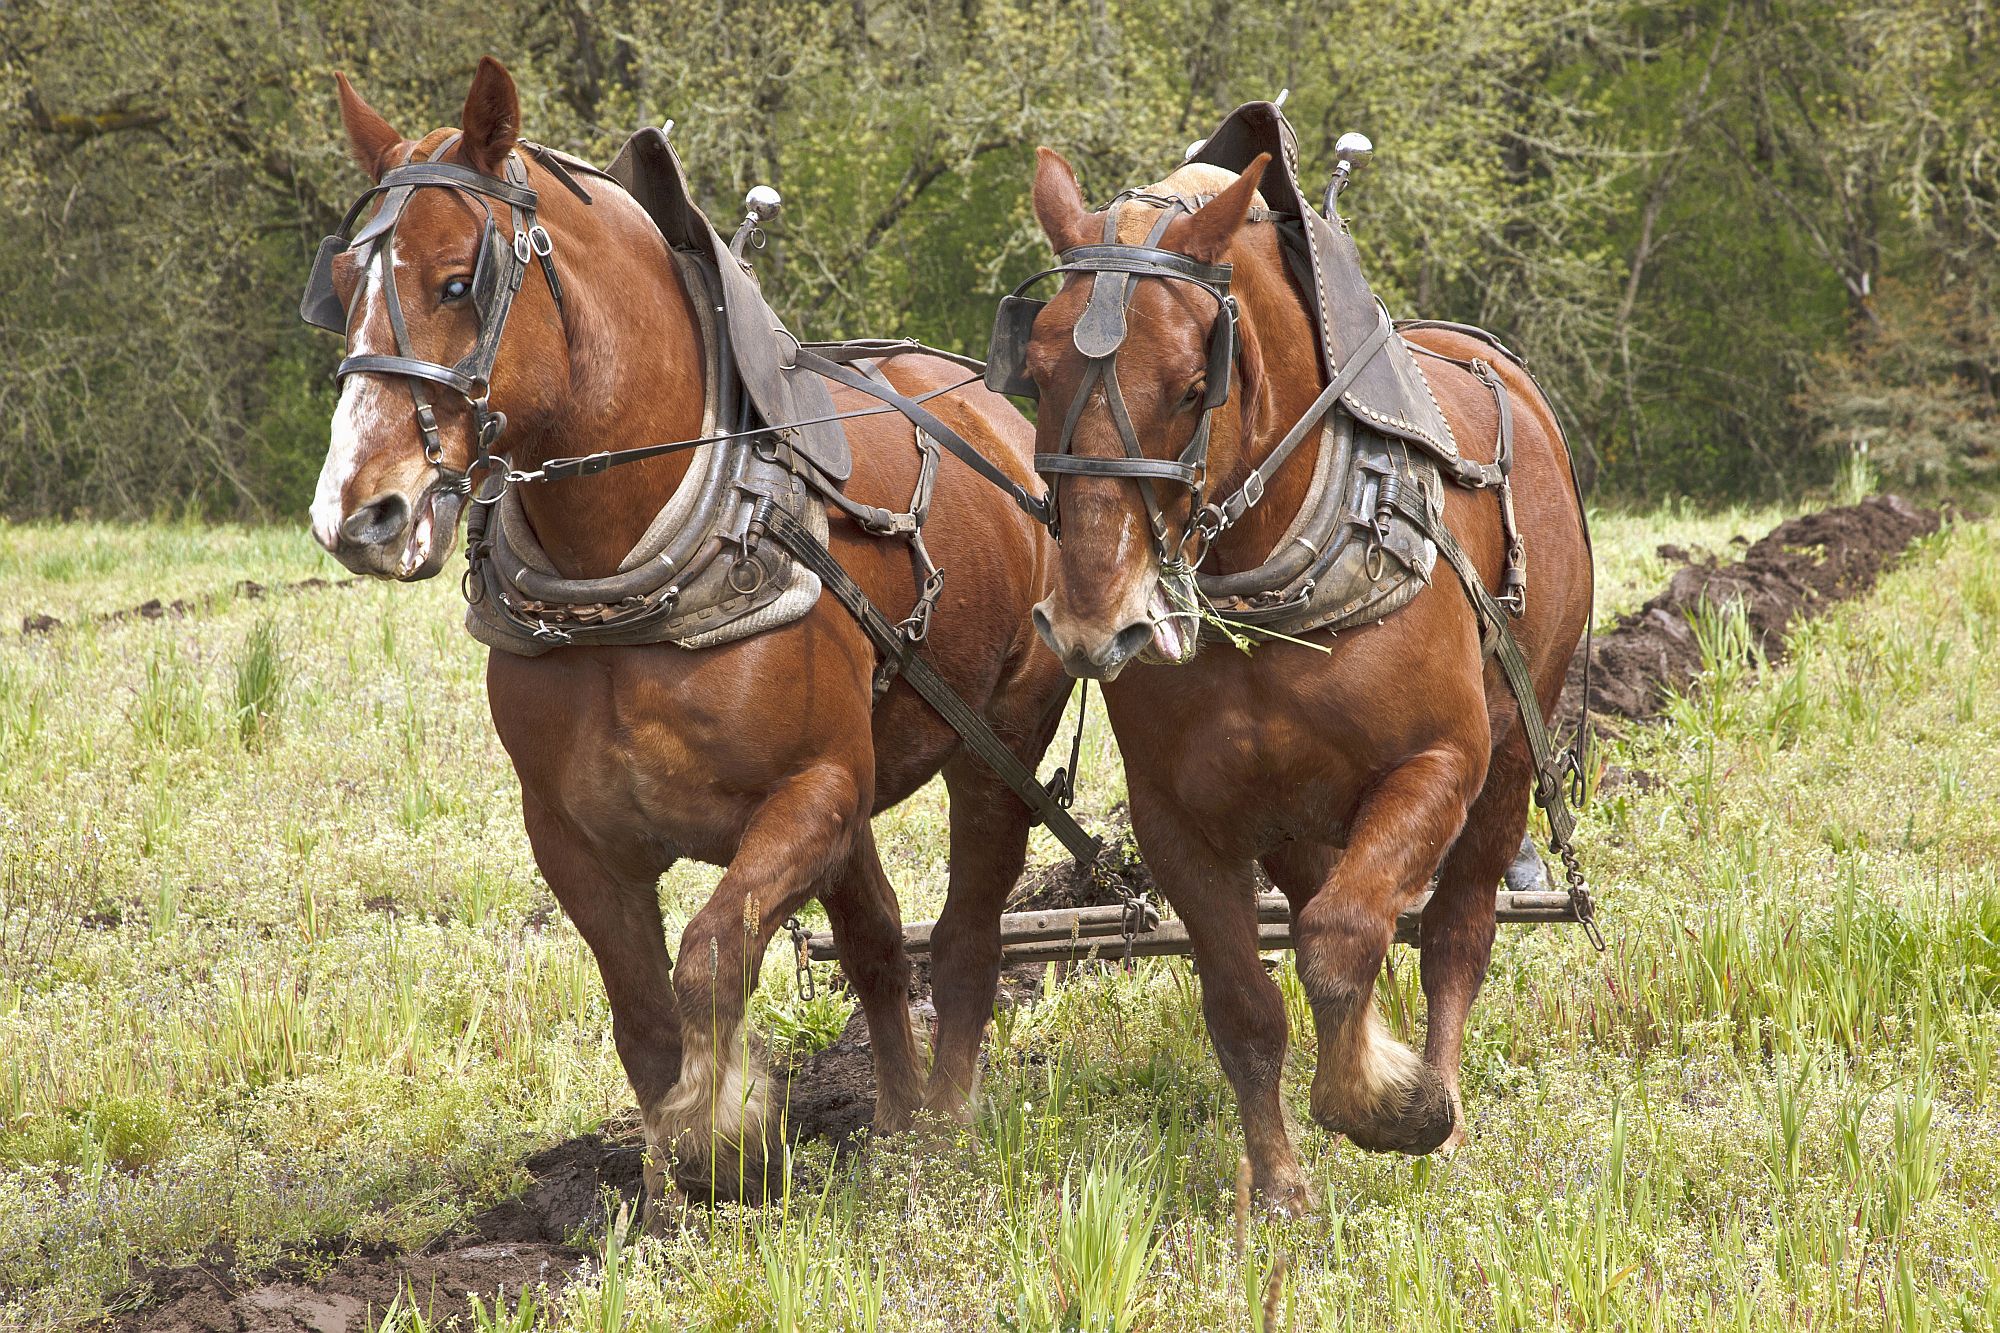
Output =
[
  {"x1": 1190, "y1": 102, "x2": 1459, "y2": 464},
  {"x1": 606, "y1": 128, "x2": 852, "y2": 483}
]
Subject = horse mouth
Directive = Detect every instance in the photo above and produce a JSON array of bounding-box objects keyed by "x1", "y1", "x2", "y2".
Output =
[
  {"x1": 1139, "y1": 574, "x2": 1199, "y2": 666},
  {"x1": 396, "y1": 487, "x2": 463, "y2": 581}
]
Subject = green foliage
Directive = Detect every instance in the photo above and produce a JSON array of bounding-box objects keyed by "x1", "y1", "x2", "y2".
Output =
[
  {"x1": 231, "y1": 615, "x2": 288, "y2": 747},
  {"x1": 3, "y1": 0, "x2": 1995, "y2": 517}
]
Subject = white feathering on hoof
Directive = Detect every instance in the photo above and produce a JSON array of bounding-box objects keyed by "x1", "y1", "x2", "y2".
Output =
[
  {"x1": 1348, "y1": 1004, "x2": 1428, "y2": 1122},
  {"x1": 1313, "y1": 997, "x2": 1428, "y2": 1130},
  {"x1": 654, "y1": 1025, "x2": 773, "y2": 1175}
]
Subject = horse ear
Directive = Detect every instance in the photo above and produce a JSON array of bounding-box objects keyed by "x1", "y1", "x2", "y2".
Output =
[
  {"x1": 335, "y1": 73, "x2": 405, "y2": 182},
  {"x1": 1032, "y1": 148, "x2": 1095, "y2": 253},
  {"x1": 1168, "y1": 152, "x2": 1271, "y2": 265},
  {"x1": 460, "y1": 56, "x2": 521, "y2": 177}
]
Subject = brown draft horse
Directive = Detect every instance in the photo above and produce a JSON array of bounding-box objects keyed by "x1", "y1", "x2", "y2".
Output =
[
  {"x1": 310, "y1": 59, "x2": 1071, "y2": 1195},
  {"x1": 1024, "y1": 151, "x2": 1591, "y2": 1214}
]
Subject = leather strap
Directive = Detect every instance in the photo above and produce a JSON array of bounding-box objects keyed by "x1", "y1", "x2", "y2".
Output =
[
  {"x1": 1398, "y1": 490, "x2": 1578, "y2": 851},
  {"x1": 1034, "y1": 454, "x2": 1202, "y2": 483},
  {"x1": 765, "y1": 507, "x2": 1101, "y2": 865},
  {"x1": 1201, "y1": 305, "x2": 1395, "y2": 534},
  {"x1": 791, "y1": 348, "x2": 1052, "y2": 526}
]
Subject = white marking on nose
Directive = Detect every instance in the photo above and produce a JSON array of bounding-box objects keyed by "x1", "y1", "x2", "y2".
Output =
[{"x1": 311, "y1": 255, "x2": 387, "y2": 551}]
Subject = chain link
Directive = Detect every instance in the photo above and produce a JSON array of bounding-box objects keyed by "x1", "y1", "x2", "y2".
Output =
[{"x1": 784, "y1": 916, "x2": 816, "y2": 1001}]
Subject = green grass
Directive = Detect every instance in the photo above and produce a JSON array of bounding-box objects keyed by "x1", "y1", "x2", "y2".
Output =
[{"x1": 2, "y1": 502, "x2": 1998, "y2": 1330}]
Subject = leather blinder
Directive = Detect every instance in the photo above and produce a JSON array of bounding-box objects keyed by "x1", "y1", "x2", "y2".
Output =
[
  {"x1": 300, "y1": 235, "x2": 347, "y2": 332},
  {"x1": 471, "y1": 219, "x2": 507, "y2": 323},
  {"x1": 983, "y1": 294, "x2": 1045, "y2": 398},
  {"x1": 1204, "y1": 297, "x2": 1237, "y2": 410}
]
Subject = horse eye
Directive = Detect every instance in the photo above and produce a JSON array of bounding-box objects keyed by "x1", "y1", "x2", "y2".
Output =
[
  {"x1": 441, "y1": 277, "x2": 472, "y2": 302},
  {"x1": 1182, "y1": 377, "x2": 1207, "y2": 406}
]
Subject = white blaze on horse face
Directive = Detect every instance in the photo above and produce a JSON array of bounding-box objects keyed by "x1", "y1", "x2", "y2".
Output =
[{"x1": 311, "y1": 251, "x2": 392, "y2": 551}]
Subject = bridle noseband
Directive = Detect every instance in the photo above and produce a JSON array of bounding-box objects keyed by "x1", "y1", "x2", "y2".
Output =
[
  {"x1": 985, "y1": 193, "x2": 1240, "y2": 566},
  {"x1": 300, "y1": 134, "x2": 574, "y2": 500}
]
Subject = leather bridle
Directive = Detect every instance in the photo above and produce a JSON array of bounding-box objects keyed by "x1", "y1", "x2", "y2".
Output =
[
  {"x1": 986, "y1": 194, "x2": 1239, "y2": 567},
  {"x1": 300, "y1": 134, "x2": 576, "y2": 500}
]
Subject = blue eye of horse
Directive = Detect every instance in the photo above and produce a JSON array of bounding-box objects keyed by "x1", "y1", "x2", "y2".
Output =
[{"x1": 442, "y1": 277, "x2": 471, "y2": 302}]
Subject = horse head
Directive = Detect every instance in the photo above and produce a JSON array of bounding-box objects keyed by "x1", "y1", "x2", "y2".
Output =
[
  {"x1": 309, "y1": 57, "x2": 578, "y2": 579},
  {"x1": 1019, "y1": 148, "x2": 1277, "y2": 679}
]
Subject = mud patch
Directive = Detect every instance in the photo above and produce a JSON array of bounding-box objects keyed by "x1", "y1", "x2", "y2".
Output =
[
  {"x1": 112, "y1": 1130, "x2": 649, "y2": 1331},
  {"x1": 115, "y1": 1239, "x2": 584, "y2": 1333},
  {"x1": 1570, "y1": 494, "x2": 1939, "y2": 722},
  {"x1": 19, "y1": 575, "x2": 357, "y2": 637}
]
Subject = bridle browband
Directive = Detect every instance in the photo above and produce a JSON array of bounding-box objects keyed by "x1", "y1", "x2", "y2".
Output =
[
  {"x1": 986, "y1": 193, "x2": 1238, "y2": 566},
  {"x1": 300, "y1": 134, "x2": 581, "y2": 499}
]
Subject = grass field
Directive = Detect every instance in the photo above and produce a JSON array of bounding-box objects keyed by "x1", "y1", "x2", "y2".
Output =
[{"x1": 3, "y1": 496, "x2": 1997, "y2": 1331}]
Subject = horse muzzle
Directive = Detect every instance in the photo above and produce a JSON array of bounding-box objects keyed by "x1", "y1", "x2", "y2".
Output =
[{"x1": 319, "y1": 484, "x2": 463, "y2": 581}]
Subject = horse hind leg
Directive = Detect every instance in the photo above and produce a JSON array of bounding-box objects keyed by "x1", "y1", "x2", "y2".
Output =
[
  {"x1": 924, "y1": 749, "x2": 1048, "y2": 1120},
  {"x1": 1293, "y1": 749, "x2": 1479, "y2": 1156},
  {"x1": 819, "y1": 822, "x2": 925, "y2": 1134},
  {"x1": 658, "y1": 763, "x2": 866, "y2": 1200},
  {"x1": 1419, "y1": 729, "x2": 1536, "y2": 1151}
]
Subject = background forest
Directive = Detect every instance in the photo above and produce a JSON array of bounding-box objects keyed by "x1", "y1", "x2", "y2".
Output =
[{"x1": 2, "y1": 0, "x2": 1997, "y2": 518}]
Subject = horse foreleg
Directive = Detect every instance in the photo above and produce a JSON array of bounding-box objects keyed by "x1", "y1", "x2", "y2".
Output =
[
  {"x1": 820, "y1": 822, "x2": 926, "y2": 1135},
  {"x1": 1420, "y1": 729, "x2": 1534, "y2": 1151},
  {"x1": 1294, "y1": 745, "x2": 1483, "y2": 1156},
  {"x1": 1132, "y1": 795, "x2": 1315, "y2": 1216},
  {"x1": 660, "y1": 763, "x2": 866, "y2": 1197},
  {"x1": 520, "y1": 795, "x2": 683, "y2": 1207}
]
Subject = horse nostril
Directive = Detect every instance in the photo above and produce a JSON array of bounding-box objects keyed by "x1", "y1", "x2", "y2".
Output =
[
  {"x1": 1102, "y1": 619, "x2": 1154, "y2": 669},
  {"x1": 1031, "y1": 602, "x2": 1061, "y2": 656},
  {"x1": 340, "y1": 491, "x2": 410, "y2": 549}
]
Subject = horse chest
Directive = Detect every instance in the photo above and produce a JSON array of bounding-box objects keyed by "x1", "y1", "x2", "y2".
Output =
[{"x1": 1117, "y1": 667, "x2": 1373, "y2": 855}]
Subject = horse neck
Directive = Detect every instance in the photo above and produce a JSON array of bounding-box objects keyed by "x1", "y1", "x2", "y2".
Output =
[
  {"x1": 1201, "y1": 233, "x2": 1327, "y2": 575},
  {"x1": 509, "y1": 192, "x2": 708, "y2": 578}
]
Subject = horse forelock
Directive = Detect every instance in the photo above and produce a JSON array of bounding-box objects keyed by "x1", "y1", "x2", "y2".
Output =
[{"x1": 1111, "y1": 163, "x2": 1268, "y2": 244}]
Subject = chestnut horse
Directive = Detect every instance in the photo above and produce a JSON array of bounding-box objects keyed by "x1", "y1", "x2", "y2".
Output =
[
  {"x1": 309, "y1": 59, "x2": 1070, "y2": 1196},
  {"x1": 1022, "y1": 150, "x2": 1590, "y2": 1213}
]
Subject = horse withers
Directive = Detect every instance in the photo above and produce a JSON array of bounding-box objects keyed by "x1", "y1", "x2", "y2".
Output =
[
  {"x1": 308, "y1": 57, "x2": 1072, "y2": 1200},
  {"x1": 1014, "y1": 142, "x2": 1591, "y2": 1214}
]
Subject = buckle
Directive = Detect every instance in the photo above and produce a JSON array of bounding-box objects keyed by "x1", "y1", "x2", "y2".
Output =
[
  {"x1": 513, "y1": 229, "x2": 532, "y2": 264},
  {"x1": 528, "y1": 225, "x2": 554, "y2": 257}
]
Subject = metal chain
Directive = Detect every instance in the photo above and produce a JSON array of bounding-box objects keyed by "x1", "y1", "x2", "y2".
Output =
[
  {"x1": 1119, "y1": 892, "x2": 1147, "y2": 971},
  {"x1": 1558, "y1": 842, "x2": 1605, "y2": 953},
  {"x1": 784, "y1": 916, "x2": 816, "y2": 1001}
]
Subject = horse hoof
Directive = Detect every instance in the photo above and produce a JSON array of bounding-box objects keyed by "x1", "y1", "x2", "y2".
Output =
[
  {"x1": 1259, "y1": 1175, "x2": 1319, "y2": 1219},
  {"x1": 1319, "y1": 1068, "x2": 1458, "y2": 1156}
]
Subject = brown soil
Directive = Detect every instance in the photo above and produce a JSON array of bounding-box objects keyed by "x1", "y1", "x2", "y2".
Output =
[
  {"x1": 18, "y1": 576, "x2": 355, "y2": 636},
  {"x1": 1568, "y1": 494, "x2": 1938, "y2": 723},
  {"x1": 111, "y1": 1130, "x2": 648, "y2": 1332}
]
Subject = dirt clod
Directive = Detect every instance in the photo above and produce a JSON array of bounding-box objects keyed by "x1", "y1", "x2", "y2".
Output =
[{"x1": 1570, "y1": 494, "x2": 1938, "y2": 722}]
